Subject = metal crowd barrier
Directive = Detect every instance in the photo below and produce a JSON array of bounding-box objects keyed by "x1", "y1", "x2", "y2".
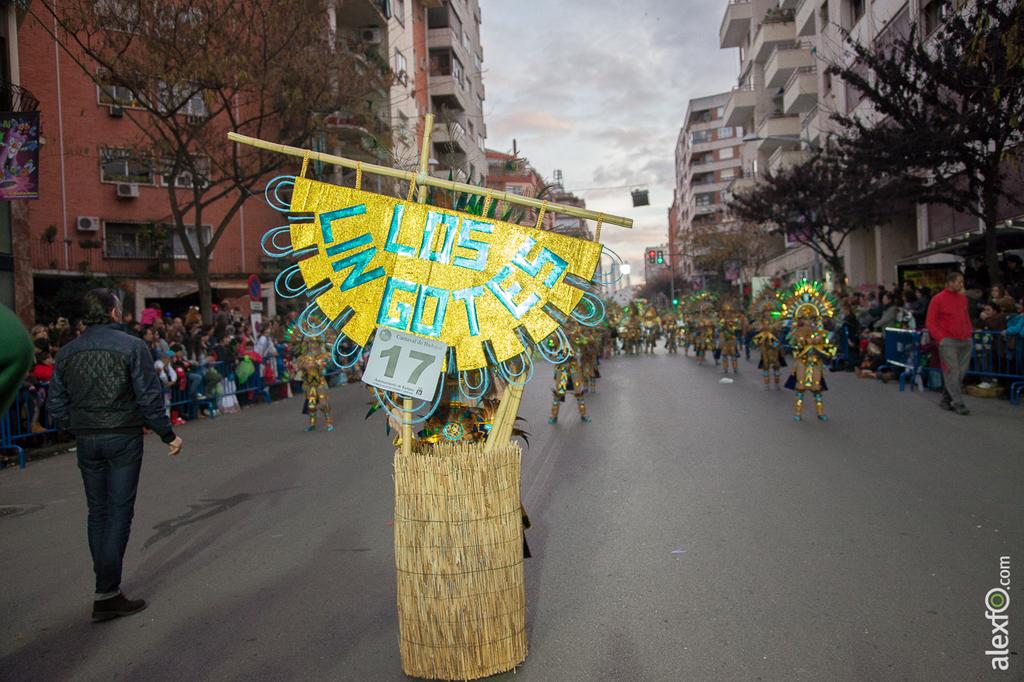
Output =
[
  {"x1": 1, "y1": 381, "x2": 59, "y2": 468},
  {"x1": 880, "y1": 328, "x2": 925, "y2": 392},
  {"x1": 966, "y1": 331, "x2": 1024, "y2": 404},
  {"x1": 1, "y1": 359, "x2": 286, "y2": 470}
]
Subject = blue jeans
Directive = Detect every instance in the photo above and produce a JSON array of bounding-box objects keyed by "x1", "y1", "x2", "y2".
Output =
[
  {"x1": 187, "y1": 372, "x2": 203, "y2": 398},
  {"x1": 77, "y1": 434, "x2": 144, "y2": 596}
]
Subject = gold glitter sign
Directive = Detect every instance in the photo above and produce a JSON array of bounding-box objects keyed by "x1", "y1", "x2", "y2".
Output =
[{"x1": 287, "y1": 177, "x2": 603, "y2": 370}]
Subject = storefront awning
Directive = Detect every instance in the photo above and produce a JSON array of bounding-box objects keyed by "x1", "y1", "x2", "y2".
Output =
[{"x1": 897, "y1": 223, "x2": 1024, "y2": 264}]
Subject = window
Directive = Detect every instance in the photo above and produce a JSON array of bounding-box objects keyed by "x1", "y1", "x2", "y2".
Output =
[
  {"x1": 478, "y1": 134, "x2": 485, "y2": 150},
  {"x1": 718, "y1": 146, "x2": 735, "y2": 160},
  {"x1": 429, "y1": 49, "x2": 452, "y2": 76},
  {"x1": 844, "y1": 61, "x2": 869, "y2": 112},
  {"x1": 397, "y1": 112, "x2": 410, "y2": 143},
  {"x1": 168, "y1": 224, "x2": 213, "y2": 259},
  {"x1": 845, "y1": 0, "x2": 866, "y2": 27},
  {"x1": 819, "y1": 0, "x2": 829, "y2": 29},
  {"x1": 394, "y1": 0, "x2": 406, "y2": 24},
  {"x1": 505, "y1": 184, "x2": 524, "y2": 195},
  {"x1": 463, "y1": 30, "x2": 472, "y2": 52},
  {"x1": 691, "y1": 130, "x2": 713, "y2": 144},
  {"x1": 104, "y1": 223, "x2": 162, "y2": 259},
  {"x1": 718, "y1": 126, "x2": 733, "y2": 139},
  {"x1": 475, "y1": 52, "x2": 482, "y2": 71},
  {"x1": 157, "y1": 80, "x2": 207, "y2": 118},
  {"x1": 695, "y1": 192, "x2": 715, "y2": 207},
  {"x1": 395, "y1": 49, "x2": 408, "y2": 80},
  {"x1": 720, "y1": 167, "x2": 737, "y2": 180},
  {"x1": 477, "y1": 95, "x2": 484, "y2": 112},
  {"x1": 96, "y1": 69, "x2": 142, "y2": 107},
  {"x1": 101, "y1": 148, "x2": 153, "y2": 184},
  {"x1": 715, "y1": 107, "x2": 725, "y2": 118},
  {"x1": 921, "y1": 0, "x2": 949, "y2": 35},
  {"x1": 160, "y1": 156, "x2": 209, "y2": 189}
]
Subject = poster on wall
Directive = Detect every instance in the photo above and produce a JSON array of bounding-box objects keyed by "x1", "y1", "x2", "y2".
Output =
[{"x1": 0, "y1": 111, "x2": 40, "y2": 200}]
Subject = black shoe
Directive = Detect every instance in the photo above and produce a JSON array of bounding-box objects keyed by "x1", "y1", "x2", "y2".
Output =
[
  {"x1": 954, "y1": 404, "x2": 970, "y2": 416},
  {"x1": 939, "y1": 401, "x2": 953, "y2": 411},
  {"x1": 92, "y1": 593, "x2": 147, "y2": 622}
]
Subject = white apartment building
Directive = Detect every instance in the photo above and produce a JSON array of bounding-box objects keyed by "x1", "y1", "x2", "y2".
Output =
[
  {"x1": 386, "y1": 0, "x2": 487, "y2": 181},
  {"x1": 719, "y1": 0, "x2": 949, "y2": 289},
  {"x1": 425, "y1": 0, "x2": 487, "y2": 182},
  {"x1": 671, "y1": 92, "x2": 745, "y2": 284}
]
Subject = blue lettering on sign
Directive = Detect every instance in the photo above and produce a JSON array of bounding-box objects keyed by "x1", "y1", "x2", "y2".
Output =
[
  {"x1": 384, "y1": 205, "x2": 417, "y2": 257},
  {"x1": 511, "y1": 237, "x2": 568, "y2": 287},
  {"x1": 452, "y1": 218, "x2": 493, "y2": 271},
  {"x1": 411, "y1": 286, "x2": 450, "y2": 338},
  {"x1": 319, "y1": 204, "x2": 367, "y2": 244},
  {"x1": 377, "y1": 277, "x2": 419, "y2": 330},
  {"x1": 453, "y1": 286, "x2": 485, "y2": 336},
  {"x1": 326, "y1": 232, "x2": 386, "y2": 293},
  {"x1": 486, "y1": 264, "x2": 540, "y2": 320},
  {"x1": 419, "y1": 211, "x2": 459, "y2": 264}
]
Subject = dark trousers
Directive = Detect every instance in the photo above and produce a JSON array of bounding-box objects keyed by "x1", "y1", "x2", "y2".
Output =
[{"x1": 77, "y1": 434, "x2": 144, "y2": 596}]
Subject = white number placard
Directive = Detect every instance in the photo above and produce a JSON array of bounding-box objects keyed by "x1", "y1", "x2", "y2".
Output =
[{"x1": 362, "y1": 328, "x2": 447, "y2": 399}]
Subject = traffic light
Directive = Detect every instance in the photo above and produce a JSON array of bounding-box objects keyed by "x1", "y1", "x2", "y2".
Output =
[
  {"x1": 648, "y1": 250, "x2": 656, "y2": 264},
  {"x1": 672, "y1": 298, "x2": 678, "y2": 305},
  {"x1": 656, "y1": 250, "x2": 664, "y2": 264}
]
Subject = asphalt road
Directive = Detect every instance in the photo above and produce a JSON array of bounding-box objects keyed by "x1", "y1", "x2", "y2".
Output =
[{"x1": 1, "y1": 350, "x2": 1021, "y2": 681}]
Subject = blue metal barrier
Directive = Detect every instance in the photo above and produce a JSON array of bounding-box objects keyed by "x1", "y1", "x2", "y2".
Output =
[
  {"x1": 880, "y1": 328, "x2": 925, "y2": 392},
  {"x1": 1, "y1": 382, "x2": 59, "y2": 469},
  {"x1": 967, "y1": 331, "x2": 1023, "y2": 404}
]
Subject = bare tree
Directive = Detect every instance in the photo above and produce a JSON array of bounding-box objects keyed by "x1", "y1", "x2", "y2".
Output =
[
  {"x1": 830, "y1": 0, "x2": 1024, "y2": 286},
  {"x1": 30, "y1": 0, "x2": 393, "y2": 318}
]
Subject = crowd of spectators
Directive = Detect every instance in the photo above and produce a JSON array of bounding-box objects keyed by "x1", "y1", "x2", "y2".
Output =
[
  {"x1": 15, "y1": 299, "x2": 327, "y2": 440},
  {"x1": 831, "y1": 254, "x2": 1024, "y2": 390}
]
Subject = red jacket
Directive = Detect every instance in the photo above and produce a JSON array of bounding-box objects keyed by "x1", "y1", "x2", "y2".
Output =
[{"x1": 925, "y1": 289, "x2": 972, "y2": 343}]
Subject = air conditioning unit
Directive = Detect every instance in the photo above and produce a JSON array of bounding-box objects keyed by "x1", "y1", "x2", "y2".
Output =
[
  {"x1": 108, "y1": 106, "x2": 124, "y2": 118},
  {"x1": 77, "y1": 216, "x2": 100, "y2": 232},
  {"x1": 360, "y1": 28, "x2": 383, "y2": 44},
  {"x1": 116, "y1": 182, "x2": 140, "y2": 198}
]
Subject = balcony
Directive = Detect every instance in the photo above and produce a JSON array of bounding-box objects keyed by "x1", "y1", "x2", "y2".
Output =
[
  {"x1": 429, "y1": 74, "x2": 471, "y2": 112},
  {"x1": 795, "y1": 0, "x2": 817, "y2": 37},
  {"x1": 783, "y1": 67, "x2": 818, "y2": 114},
  {"x1": 803, "y1": 105, "x2": 823, "y2": 146},
  {"x1": 765, "y1": 44, "x2": 814, "y2": 89},
  {"x1": 723, "y1": 86, "x2": 755, "y2": 127},
  {"x1": 753, "y1": 113, "x2": 802, "y2": 149},
  {"x1": 334, "y1": 0, "x2": 389, "y2": 31},
  {"x1": 768, "y1": 147, "x2": 806, "y2": 174},
  {"x1": 720, "y1": 0, "x2": 752, "y2": 49},
  {"x1": 750, "y1": 18, "x2": 796, "y2": 62},
  {"x1": 30, "y1": 236, "x2": 244, "y2": 277},
  {"x1": 432, "y1": 120, "x2": 467, "y2": 154},
  {"x1": 0, "y1": 81, "x2": 39, "y2": 112}
]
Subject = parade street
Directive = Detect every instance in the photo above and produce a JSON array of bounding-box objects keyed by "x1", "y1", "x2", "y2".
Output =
[{"x1": 1, "y1": 352, "x2": 1020, "y2": 682}]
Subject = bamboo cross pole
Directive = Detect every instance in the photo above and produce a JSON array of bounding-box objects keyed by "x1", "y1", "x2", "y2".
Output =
[{"x1": 227, "y1": 131, "x2": 633, "y2": 230}]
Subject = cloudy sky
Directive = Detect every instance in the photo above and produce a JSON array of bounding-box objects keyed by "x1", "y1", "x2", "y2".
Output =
[{"x1": 478, "y1": 0, "x2": 740, "y2": 283}]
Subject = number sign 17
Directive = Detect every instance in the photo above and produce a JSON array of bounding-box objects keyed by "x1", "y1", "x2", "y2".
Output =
[{"x1": 361, "y1": 328, "x2": 447, "y2": 400}]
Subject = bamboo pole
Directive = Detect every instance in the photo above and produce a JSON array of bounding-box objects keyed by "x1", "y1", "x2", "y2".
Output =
[
  {"x1": 400, "y1": 114, "x2": 438, "y2": 457},
  {"x1": 227, "y1": 131, "x2": 633, "y2": 229}
]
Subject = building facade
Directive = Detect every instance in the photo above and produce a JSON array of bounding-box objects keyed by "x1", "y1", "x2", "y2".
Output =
[
  {"x1": 717, "y1": 0, "x2": 967, "y2": 290},
  {"x1": 671, "y1": 92, "x2": 745, "y2": 287}
]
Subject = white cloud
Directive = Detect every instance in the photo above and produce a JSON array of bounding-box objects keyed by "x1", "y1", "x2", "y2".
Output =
[{"x1": 479, "y1": 0, "x2": 737, "y2": 281}]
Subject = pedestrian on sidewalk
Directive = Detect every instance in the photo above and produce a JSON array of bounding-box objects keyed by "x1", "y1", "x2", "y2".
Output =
[
  {"x1": 925, "y1": 272, "x2": 973, "y2": 415},
  {"x1": 47, "y1": 288, "x2": 184, "y2": 622}
]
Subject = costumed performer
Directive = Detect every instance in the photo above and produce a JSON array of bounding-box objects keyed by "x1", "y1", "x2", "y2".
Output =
[
  {"x1": 780, "y1": 282, "x2": 838, "y2": 420},
  {"x1": 299, "y1": 333, "x2": 333, "y2": 431}
]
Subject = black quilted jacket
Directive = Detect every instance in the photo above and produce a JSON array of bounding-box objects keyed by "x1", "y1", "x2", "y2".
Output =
[{"x1": 48, "y1": 323, "x2": 176, "y2": 443}]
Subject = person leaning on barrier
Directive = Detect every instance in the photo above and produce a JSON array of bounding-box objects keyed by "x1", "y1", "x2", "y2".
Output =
[
  {"x1": 47, "y1": 288, "x2": 183, "y2": 622},
  {"x1": 925, "y1": 272, "x2": 973, "y2": 416}
]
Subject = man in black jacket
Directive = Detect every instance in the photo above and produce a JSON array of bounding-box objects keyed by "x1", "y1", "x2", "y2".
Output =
[{"x1": 48, "y1": 289, "x2": 183, "y2": 622}]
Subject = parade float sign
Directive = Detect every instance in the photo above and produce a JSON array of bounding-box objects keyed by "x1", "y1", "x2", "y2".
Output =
[
  {"x1": 232, "y1": 123, "x2": 631, "y2": 681},
  {"x1": 283, "y1": 177, "x2": 604, "y2": 372}
]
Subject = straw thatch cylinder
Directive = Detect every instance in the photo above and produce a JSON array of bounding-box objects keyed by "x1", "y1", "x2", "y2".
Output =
[{"x1": 394, "y1": 441, "x2": 527, "y2": 680}]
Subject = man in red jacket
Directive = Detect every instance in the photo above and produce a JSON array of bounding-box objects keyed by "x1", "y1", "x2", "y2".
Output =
[{"x1": 925, "y1": 272, "x2": 973, "y2": 415}]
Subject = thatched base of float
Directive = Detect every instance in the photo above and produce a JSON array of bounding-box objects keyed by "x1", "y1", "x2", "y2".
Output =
[{"x1": 394, "y1": 441, "x2": 527, "y2": 680}]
